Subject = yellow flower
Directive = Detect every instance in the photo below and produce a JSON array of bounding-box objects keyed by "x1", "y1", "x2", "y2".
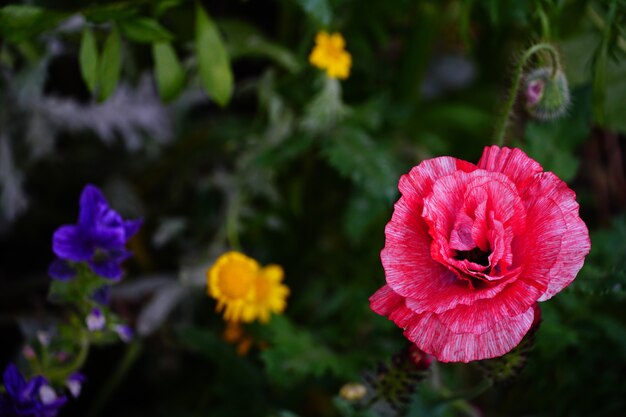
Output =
[
  {"x1": 207, "y1": 251, "x2": 258, "y2": 322},
  {"x1": 248, "y1": 264, "x2": 290, "y2": 323},
  {"x1": 309, "y1": 31, "x2": 352, "y2": 80},
  {"x1": 207, "y1": 251, "x2": 289, "y2": 323}
]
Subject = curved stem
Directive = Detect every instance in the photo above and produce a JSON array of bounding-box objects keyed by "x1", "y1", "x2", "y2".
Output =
[
  {"x1": 46, "y1": 332, "x2": 90, "y2": 383},
  {"x1": 493, "y1": 43, "x2": 561, "y2": 146}
]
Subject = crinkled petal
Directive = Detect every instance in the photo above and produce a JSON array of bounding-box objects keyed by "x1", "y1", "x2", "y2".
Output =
[
  {"x1": 52, "y1": 225, "x2": 93, "y2": 261},
  {"x1": 477, "y1": 146, "x2": 543, "y2": 188},
  {"x1": 403, "y1": 307, "x2": 535, "y2": 362},
  {"x1": 521, "y1": 172, "x2": 591, "y2": 301},
  {"x1": 369, "y1": 285, "x2": 405, "y2": 317},
  {"x1": 383, "y1": 156, "x2": 475, "y2": 299},
  {"x1": 48, "y1": 259, "x2": 76, "y2": 281}
]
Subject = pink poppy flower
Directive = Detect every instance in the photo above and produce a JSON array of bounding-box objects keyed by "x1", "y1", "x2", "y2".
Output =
[{"x1": 370, "y1": 146, "x2": 590, "y2": 362}]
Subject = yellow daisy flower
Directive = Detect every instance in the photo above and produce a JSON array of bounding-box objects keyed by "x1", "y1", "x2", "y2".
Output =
[
  {"x1": 207, "y1": 251, "x2": 258, "y2": 322},
  {"x1": 247, "y1": 264, "x2": 290, "y2": 323},
  {"x1": 207, "y1": 252, "x2": 289, "y2": 323},
  {"x1": 309, "y1": 31, "x2": 352, "y2": 80}
]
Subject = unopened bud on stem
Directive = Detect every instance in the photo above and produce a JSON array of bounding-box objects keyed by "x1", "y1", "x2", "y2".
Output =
[{"x1": 524, "y1": 67, "x2": 570, "y2": 121}]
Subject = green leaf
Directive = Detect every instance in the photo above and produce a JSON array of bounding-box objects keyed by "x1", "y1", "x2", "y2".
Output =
[
  {"x1": 195, "y1": 3, "x2": 233, "y2": 107},
  {"x1": 152, "y1": 42, "x2": 185, "y2": 102},
  {"x1": 260, "y1": 316, "x2": 351, "y2": 386},
  {"x1": 0, "y1": 5, "x2": 67, "y2": 43},
  {"x1": 83, "y1": 3, "x2": 138, "y2": 23},
  {"x1": 79, "y1": 28, "x2": 99, "y2": 93},
  {"x1": 322, "y1": 127, "x2": 399, "y2": 202},
  {"x1": 98, "y1": 28, "x2": 122, "y2": 102},
  {"x1": 153, "y1": 0, "x2": 185, "y2": 17},
  {"x1": 292, "y1": 0, "x2": 332, "y2": 26},
  {"x1": 119, "y1": 17, "x2": 173, "y2": 43}
]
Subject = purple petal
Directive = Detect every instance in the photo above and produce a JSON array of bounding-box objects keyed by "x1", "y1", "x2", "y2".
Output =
[
  {"x1": 88, "y1": 259, "x2": 123, "y2": 280},
  {"x1": 123, "y1": 218, "x2": 143, "y2": 239},
  {"x1": 114, "y1": 325, "x2": 134, "y2": 343},
  {"x1": 78, "y1": 185, "x2": 107, "y2": 228},
  {"x1": 48, "y1": 259, "x2": 76, "y2": 280},
  {"x1": 22, "y1": 375, "x2": 47, "y2": 399},
  {"x1": 52, "y1": 225, "x2": 93, "y2": 261},
  {"x1": 3, "y1": 364, "x2": 25, "y2": 398},
  {"x1": 98, "y1": 206, "x2": 124, "y2": 229},
  {"x1": 86, "y1": 308, "x2": 106, "y2": 331},
  {"x1": 91, "y1": 227, "x2": 126, "y2": 251},
  {"x1": 39, "y1": 394, "x2": 67, "y2": 417}
]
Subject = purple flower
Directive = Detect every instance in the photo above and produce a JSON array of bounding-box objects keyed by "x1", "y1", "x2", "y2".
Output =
[
  {"x1": 0, "y1": 364, "x2": 66, "y2": 417},
  {"x1": 65, "y1": 373, "x2": 86, "y2": 399},
  {"x1": 49, "y1": 184, "x2": 142, "y2": 281},
  {"x1": 86, "y1": 308, "x2": 106, "y2": 332},
  {"x1": 114, "y1": 325, "x2": 134, "y2": 343}
]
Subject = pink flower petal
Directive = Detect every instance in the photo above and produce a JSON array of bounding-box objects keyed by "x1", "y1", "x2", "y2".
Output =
[
  {"x1": 477, "y1": 146, "x2": 543, "y2": 188},
  {"x1": 521, "y1": 172, "x2": 591, "y2": 301},
  {"x1": 403, "y1": 307, "x2": 535, "y2": 363}
]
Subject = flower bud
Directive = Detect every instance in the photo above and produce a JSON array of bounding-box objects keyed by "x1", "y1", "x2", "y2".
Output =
[
  {"x1": 339, "y1": 383, "x2": 367, "y2": 401},
  {"x1": 408, "y1": 345, "x2": 434, "y2": 370},
  {"x1": 22, "y1": 345, "x2": 36, "y2": 360},
  {"x1": 524, "y1": 68, "x2": 570, "y2": 121},
  {"x1": 114, "y1": 324, "x2": 133, "y2": 343},
  {"x1": 86, "y1": 308, "x2": 105, "y2": 332}
]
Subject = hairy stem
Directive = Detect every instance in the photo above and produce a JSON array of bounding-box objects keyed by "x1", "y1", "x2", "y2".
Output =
[{"x1": 493, "y1": 43, "x2": 561, "y2": 146}]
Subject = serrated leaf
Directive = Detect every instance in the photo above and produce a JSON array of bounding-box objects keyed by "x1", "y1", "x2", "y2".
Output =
[
  {"x1": 292, "y1": 0, "x2": 332, "y2": 26},
  {"x1": 322, "y1": 127, "x2": 398, "y2": 202},
  {"x1": 195, "y1": 3, "x2": 233, "y2": 107},
  {"x1": 98, "y1": 28, "x2": 122, "y2": 101},
  {"x1": 152, "y1": 42, "x2": 185, "y2": 102},
  {"x1": 260, "y1": 316, "x2": 351, "y2": 386},
  {"x1": 0, "y1": 5, "x2": 67, "y2": 43},
  {"x1": 119, "y1": 17, "x2": 173, "y2": 43},
  {"x1": 79, "y1": 28, "x2": 98, "y2": 93}
]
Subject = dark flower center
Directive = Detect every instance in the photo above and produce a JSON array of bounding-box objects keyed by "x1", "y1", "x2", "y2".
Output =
[{"x1": 454, "y1": 247, "x2": 490, "y2": 267}]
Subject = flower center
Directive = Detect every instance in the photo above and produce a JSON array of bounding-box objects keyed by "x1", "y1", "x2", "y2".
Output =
[
  {"x1": 454, "y1": 247, "x2": 490, "y2": 267},
  {"x1": 218, "y1": 264, "x2": 254, "y2": 299}
]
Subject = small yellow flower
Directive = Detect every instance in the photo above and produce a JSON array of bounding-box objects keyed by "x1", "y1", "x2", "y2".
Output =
[
  {"x1": 207, "y1": 251, "x2": 289, "y2": 323},
  {"x1": 247, "y1": 264, "x2": 290, "y2": 323},
  {"x1": 207, "y1": 251, "x2": 258, "y2": 322},
  {"x1": 309, "y1": 31, "x2": 352, "y2": 80}
]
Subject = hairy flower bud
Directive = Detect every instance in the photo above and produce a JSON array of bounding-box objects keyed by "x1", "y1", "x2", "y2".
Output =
[{"x1": 524, "y1": 68, "x2": 570, "y2": 121}]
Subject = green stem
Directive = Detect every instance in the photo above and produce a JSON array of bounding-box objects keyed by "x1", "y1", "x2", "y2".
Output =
[
  {"x1": 45, "y1": 332, "x2": 90, "y2": 383},
  {"x1": 493, "y1": 43, "x2": 561, "y2": 146},
  {"x1": 226, "y1": 192, "x2": 241, "y2": 251}
]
